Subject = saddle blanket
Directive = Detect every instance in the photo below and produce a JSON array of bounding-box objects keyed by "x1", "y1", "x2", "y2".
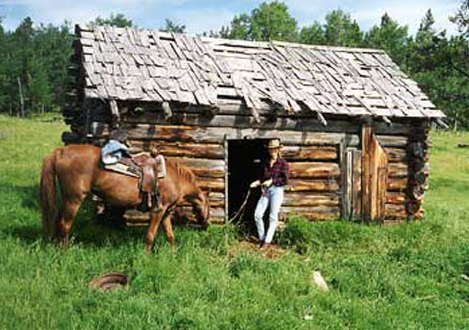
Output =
[
  {"x1": 103, "y1": 162, "x2": 141, "y2": 178},
  {"x1": 102, "y1": 153, "x2": 166, "y2": 179}
]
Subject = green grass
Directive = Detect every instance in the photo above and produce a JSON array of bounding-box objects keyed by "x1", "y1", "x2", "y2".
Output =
[{"x1": 1, "y1": 115, "x2": 469, "y2": 329}]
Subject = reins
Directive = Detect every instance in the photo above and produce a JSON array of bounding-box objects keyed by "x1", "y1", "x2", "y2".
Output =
[{"x1": 227, "y1": 188, "x2": 252, "y2": 223}]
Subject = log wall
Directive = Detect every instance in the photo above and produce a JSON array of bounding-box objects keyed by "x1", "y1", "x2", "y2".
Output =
[{"x1": 84, "y1": 105, "x2": 430, "y2": 224}]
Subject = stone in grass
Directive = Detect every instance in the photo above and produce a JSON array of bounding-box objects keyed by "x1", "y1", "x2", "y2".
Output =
[{"x1": 311, "y1": 270, "x2": 329, "y2": 292}]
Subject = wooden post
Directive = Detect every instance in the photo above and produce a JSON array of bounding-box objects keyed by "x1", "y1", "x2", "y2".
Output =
[
  {"x1": 361, "y1": 126, "x2": 372, "y2": 222},
  {"x1": 340, "y1": 135, "x2": 349, "y2": 219},
  {"x1": 223, "y1": 136, "x2": 228, "y2": 223}
]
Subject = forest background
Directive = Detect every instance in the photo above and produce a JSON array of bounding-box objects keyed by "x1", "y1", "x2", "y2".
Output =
[{"x1": 0, "y1": 1, "x2": 468, "y2": 127}]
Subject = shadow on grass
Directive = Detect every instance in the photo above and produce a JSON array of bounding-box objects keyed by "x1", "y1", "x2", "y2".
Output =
[
  {"x1": 0, "y1": 182, "x2": 41, "y2": 210},
  {"x1": 1, "y1": 181, "x2": 207, "y2": 249}
]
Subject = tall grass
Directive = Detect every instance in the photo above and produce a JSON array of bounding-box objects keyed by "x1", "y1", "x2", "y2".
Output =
[{"x1": 1, "y1": 115, "x2": 469, "y2": 329}]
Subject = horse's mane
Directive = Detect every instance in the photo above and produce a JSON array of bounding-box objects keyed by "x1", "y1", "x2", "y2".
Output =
[{"x1": 167, "y1": 159, "x2": 198, "y2": 185}]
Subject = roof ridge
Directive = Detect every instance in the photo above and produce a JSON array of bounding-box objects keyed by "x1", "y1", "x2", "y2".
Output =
[{"x1": 76, "y1": 24, "x2": 385, "y2": 54}]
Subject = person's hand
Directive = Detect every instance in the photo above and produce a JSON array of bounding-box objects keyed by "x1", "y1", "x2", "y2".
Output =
[
  {"x1": 250, "y1": 180, "x2": 260, "y2": 188},
  {"x1": 262, "y1": 179, "x2": 273, "y2": 187}
]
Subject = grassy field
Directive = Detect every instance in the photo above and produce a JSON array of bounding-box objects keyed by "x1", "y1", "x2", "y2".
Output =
[{"x1": 1, "y1": 115, "x2": 469, "y2": 329}]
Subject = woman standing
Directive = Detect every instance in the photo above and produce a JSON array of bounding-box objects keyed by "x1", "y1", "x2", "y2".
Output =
[{"x1": 250, "y1": 139, "x2": 289, "y2": 249}]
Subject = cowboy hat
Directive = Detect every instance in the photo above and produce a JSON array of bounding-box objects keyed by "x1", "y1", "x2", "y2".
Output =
[{"x1": 267, "y1": 139, "x2": 282, "y2": 149}]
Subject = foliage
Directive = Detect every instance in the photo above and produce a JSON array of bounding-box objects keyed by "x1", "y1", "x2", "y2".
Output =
[
  {"x1": 364, "y1": 13, "x2": 409, "y2": 65},
  {"x1": 249, "y1": 1, "x2": 298, "y2": 41},
  {"x1": 0, "y1": 17, "x2": 72, "y2": 116},
  {"x1": 160, "y1": 19, "x2": 186, "y2": 34},
  {"x1": 210, "y1": 3, "x2": 469, "y2": 128},
  {"x1": 91, "y1": 13, "x2": 133, "y2": 28},
  {"x1": 219, "y1": 1, "x2": 298, "y2": 41},
  {"x1": 1, "y1": 3, "x2": 469, "y2": 127},
  {"x1": 451, "y1": 0, "x2": 469, "y2": 38},
  {"x1": 406, "y1": 10, "x2": 469, "y2": 128},
  {"x1": 323, "y1": 9, "x2": 363, "y2": 47},
  {"x1": 2, "y1": 116, "x2": 469, "y2": 328},
  {"x1": 299, "y1": 22, "x2": 326, "y2": 45}
]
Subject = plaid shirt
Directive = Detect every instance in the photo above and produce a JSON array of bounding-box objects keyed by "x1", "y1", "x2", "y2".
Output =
[{"x1": 260, "y1": 157, "x2": 289, "y2": 187}]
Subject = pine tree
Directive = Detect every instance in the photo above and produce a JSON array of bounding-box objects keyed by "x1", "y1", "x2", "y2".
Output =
[
  {"x1": 324, "y1": 9, "x2": 363, "y2": 47},
  {"x1": 160, "y1": 19, "x2": 186, "y2": 33},
  {"x1": 364, "y1": 13, "x2": 409, "y2": 65}
]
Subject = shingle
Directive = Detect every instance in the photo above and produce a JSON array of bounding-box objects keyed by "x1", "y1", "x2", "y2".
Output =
[{"x1": 75, "y1": 24, "x2": 444, "y2": 119}]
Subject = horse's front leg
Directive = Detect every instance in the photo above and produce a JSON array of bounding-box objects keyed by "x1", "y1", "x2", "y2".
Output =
[
  {"x1": 162, "y1": 217, "x2": 175, "y2": 246},
  {"x1": 145, "y1": 208, "x2": 165, "y2": 253}
]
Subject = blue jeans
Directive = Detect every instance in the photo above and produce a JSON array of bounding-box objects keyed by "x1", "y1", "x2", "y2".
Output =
[{"x1": 254, "y1": 186, "x2": 284, "y2": 243}]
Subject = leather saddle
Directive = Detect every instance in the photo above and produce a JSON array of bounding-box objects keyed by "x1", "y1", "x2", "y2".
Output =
[{"x1": 102, "y1": 152, "x2": 165, "y2": 211}]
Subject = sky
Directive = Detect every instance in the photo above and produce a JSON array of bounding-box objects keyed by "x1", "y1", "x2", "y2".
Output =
[{"x1": 0, "y1": 0, "x2": 462, "y2": 36}]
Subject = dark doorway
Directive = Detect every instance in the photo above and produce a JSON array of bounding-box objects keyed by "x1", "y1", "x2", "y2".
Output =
[{"x1": 227, "y1": 139, "x2": 270, "y2": 235}]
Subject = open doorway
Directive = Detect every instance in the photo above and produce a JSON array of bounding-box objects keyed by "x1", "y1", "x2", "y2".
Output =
[{"x1": 227, "y1": 139, "x2": 270, "y2": 235}]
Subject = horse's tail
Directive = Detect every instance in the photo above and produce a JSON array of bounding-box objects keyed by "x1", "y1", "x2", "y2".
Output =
[{"x1": 40, "y1": 149, "x2": 58, "y2": 239}]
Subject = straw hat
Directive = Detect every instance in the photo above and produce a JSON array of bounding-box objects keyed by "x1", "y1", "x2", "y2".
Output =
[{"x1": 267, "y1": 139, "x2": 282, "y2": 149}]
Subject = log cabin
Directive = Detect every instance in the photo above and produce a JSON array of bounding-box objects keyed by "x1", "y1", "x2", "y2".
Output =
[{"x1": 64, "y1": 24, "x2": 446, "y2": 226}]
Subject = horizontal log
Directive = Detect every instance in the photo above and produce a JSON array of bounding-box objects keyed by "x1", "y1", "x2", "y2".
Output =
[
  {"x1": 385, "y1": 204, "x2": 407, "y2": 219},
  {"x1": 283, "y1": 192, "x2": 339, "y2": 207},
  {"x1": 124, "y1": 125, "x2": 414, "y2": 149},
  {"x1": 384, "y1": 204, "x2": 422, "y2": 219},
  {"x1": 286, "y1": 179, "x2": 340, "y2": 192},
  {"x1": 387, "y1": 177, "x2": 407, "y2": 191},
  {"x1": 385, "y1": 148, "x2": 407, "y2": 162},
  {"x1": 121, "y1": 111, "x2": 426, "y2": 136},
  {"x1": 131, "y1": 139, "x2": 337, "y2": 162},
  {"x1": 197, "y1": 177, "x2": 224, "y2": 192},
  {"x1": 125, "y1": 207, "x2": 226, "y2": 224},
  {"x1": 189, "y1": 168, "x2": 224, "y2": 178},
  {"x1": 176, "y1": 206, "x2": 225, "y2": 220},
  {"x1": 376, "y1": 135, "x2": 408, "y2": 148},
  {"x1": 289, "y1": 162, "x2": 340, "y2": 179},
  {"x1": 279, "y1": 206, "x2": 340, "y2": 220},
  {"x1": 130, "y1": 140, "x2": 224, "y2": 159},
  {"x1": 282, "y1": 146, "x2": 338, "y2": 161},
  {"x1": 166, "y1": 157, "x2": 224, "y2": 170},
  {"x1": 388, "y1": 163, "x2": 408, "y2": 178},
  {"x1": 179, "y1": 192, "x2": 225, "y2": 208},
  {"x1": 123, "y1": 112, "x2": 326, "y2": 131},
  {"x1": 386, "y1": 192, "x2": 406, "y2": 205},
  {"x1": 123, "y1": 124, "x2": 359, "y2": 146}
]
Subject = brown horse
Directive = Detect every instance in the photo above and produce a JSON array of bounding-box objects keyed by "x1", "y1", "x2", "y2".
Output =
[{"x1": 39, "y1": 144, "x2": 210, "y2": 252}]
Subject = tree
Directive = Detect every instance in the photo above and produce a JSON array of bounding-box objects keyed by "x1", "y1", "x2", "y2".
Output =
[
  {"x1": 0, "y1": 17, "x2": 8, "y2": 113},
  {"x1": 249, "y1": 1, "x2": 298, "y2": 41},
  {"x1": 450, "y1": 0, "x2": 469, "y2": 39},
  {"x1": 160, "y1": 19, "x2": 186, "y2": 33},
  {"x1": 324, "y1": 9, "x2": 363, "y2": 47},
  {"x1": 34, "y1": 22, "x2": 72, "y2": 110},
  {"x1": 299, "y1": 22, "x2": 326, "y2": 45},
  {"x1": 91, "y1": 13, "x2": 133, "y2": 28},
  {"x1": 227, "y1": 14, "x2": 251, "y2": 40},
  {"x1": 406, "y1": 9, "x2": 469, "y2": 128},
  {"x1": 218, "y1": 1, "x2": 298, "y2": 41},
  {"x1": 364, "y1": 13, "x2": 409, "y2": 65}
]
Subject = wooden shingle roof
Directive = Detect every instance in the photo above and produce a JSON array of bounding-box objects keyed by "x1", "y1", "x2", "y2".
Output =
[{"x1": 75, "y1": 24, "x2": 445, "y2": 119}]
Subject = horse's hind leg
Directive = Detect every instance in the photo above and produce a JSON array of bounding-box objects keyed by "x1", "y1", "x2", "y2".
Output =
[{"x1": 56, "y1": 200, "x2": 82, "y2": 248}]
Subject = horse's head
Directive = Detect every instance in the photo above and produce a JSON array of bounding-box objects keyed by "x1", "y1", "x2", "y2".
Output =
[{"x1": 192, "y1": 189, "x2": 210, "y2": 229}]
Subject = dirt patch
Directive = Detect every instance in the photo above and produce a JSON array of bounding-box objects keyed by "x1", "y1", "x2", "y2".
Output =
[{"x1": 230, "y1": 239, "x2": 287, "y2": 259}]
